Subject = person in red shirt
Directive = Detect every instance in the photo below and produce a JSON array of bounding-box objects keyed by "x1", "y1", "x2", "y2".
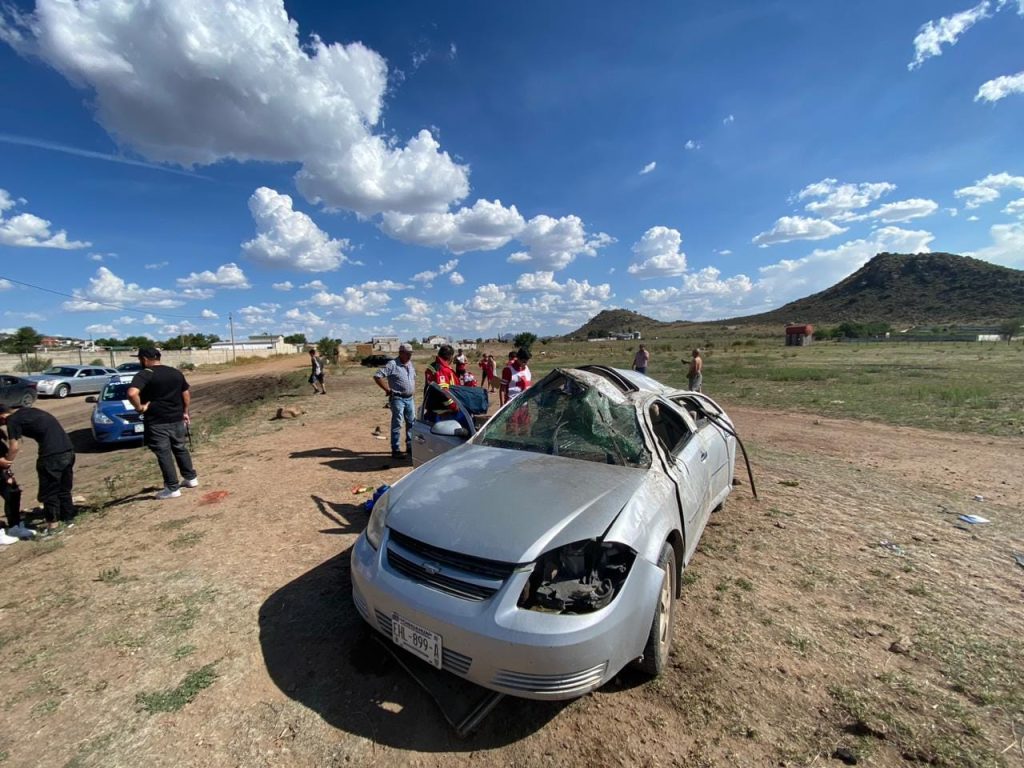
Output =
[
  {"x1": 424, "y1": 344, "x2": 459, "y2": 391},
  {"x1": 498, "y1": 350, "x2": 517, "y2": 406}
]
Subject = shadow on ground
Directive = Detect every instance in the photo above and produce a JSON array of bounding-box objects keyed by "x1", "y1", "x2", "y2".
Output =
[
  {"x1": 68, "y1": 427, "x2": 145, "y2": 455},
  {"x1": 289, "y1": 446, "x2": 411, "y2": 473},
  {"x1": 258, "y1": 506, "x2": 568, "y2": 750}
]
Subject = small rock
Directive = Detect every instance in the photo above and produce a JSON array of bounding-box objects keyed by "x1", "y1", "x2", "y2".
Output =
[
  {"x1": 888, "y1": 640, "x2": 910, "y2": 655},
  {"x1": 833, "y1": 746, "x2": 858, "y2": 765},
  {"x1": 973, "y1": 494, "x2": 985, "y2": 502}
]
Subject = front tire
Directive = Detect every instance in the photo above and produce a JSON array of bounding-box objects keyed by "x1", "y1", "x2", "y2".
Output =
[
  {"x1": 56, "y1": 384, "x2": 70, "y2": 399},
  {"x1": 634, "y1": 541, "x2": 676, "y2": 676},
  {"x1": 20, "y1": 392, "x2": 36, "y2": 407}
]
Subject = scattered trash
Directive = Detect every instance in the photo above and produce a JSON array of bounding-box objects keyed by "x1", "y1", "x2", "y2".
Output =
[
  {"x1": 198, "y1": 490, "x2": 229, "y2": 506},
  {"x1": 351, "y1": 486, "x2": 372, "y2": 494},
  {"x1": 371, "y1": 426, "x2": 387, "y2": 440},
  {"x1": 1013, "y1": 553, "x2": 1024, "y2": 569},
  {"x1": 832, "y1": 746, "x2": 858, "y2": 765},
  {"x1": 972, "y1": 494, "x2": 985, "y2": 502},
  {"x1": 779, "y1": 480, "x2": 800, "y2": 488},
  {"x1": 958, "y1": 514, "x2": 990, "y2": 525},
  {"x1": 876, "y1": 540, "x2": 905, "y2": 556},
  {"x1": 362, "y1": 485, "x2": 390, "y2": 513}
]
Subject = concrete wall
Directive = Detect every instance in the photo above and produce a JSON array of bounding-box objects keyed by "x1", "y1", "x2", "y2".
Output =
[{"x1": 0, "y1": 347, "x2": 302, "y2": 374}]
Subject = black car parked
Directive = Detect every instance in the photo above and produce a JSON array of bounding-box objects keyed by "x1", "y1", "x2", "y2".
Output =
[{"x1": 0, "y1": 374, "x2": 38, "y2": 408}]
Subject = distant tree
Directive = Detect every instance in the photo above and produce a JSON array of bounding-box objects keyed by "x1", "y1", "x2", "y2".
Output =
[
  {"x1": 0, "y1": 326, "x2": 42, "y2": 355},
  {"x1": 124, "y1": 335, "x2": 155, "y2": 349},
  {"x1": 162, "y1": 336, "x2": 184, "y2": 350},
  {"x1": 284, "y1": 333, "x2": 307, "y2": 345},
  {"x1": 316, "y1": 336, "x2": 340, "y2": 362},
  {"x1": 89, "y1": 358, "x2": 105, "y2": 366},
  {"x1": 998, "y1": 318, "x2": 1022, "y2": 343},
  {"x1": 475, "y1": 337, "x2": 483, "y2": 344},
  {"x1": 513, "y1": 332, "x2": 537, "y2": 350}
]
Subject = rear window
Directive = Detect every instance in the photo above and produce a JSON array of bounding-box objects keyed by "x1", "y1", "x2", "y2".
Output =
[{"x1": 101, "y1": 383, "x2": 132, "y2": 402}]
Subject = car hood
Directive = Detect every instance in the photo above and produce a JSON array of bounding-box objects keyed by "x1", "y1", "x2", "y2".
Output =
[{"x1": 386, "y1": 445, "x2": 648, "y2": 564}]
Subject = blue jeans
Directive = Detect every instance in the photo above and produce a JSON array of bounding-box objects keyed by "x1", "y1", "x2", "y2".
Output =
[
  {"x1": 145, "y1": 422, "x2": 197, "y2": 491},
  {"x1": 389, "y1": 396, "x2": 415, "y2": 452}
]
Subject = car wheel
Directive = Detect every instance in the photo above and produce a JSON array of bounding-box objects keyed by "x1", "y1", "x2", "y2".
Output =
[
  {"x1": 55, "y1": 384, "x2": 70, "y2": 399},
  {"x1": 634, "y1": 541, "x2": 676, "y2": 676},
  {"x1": 19, "y1": 392, "x2": 36, "y2": 407}
]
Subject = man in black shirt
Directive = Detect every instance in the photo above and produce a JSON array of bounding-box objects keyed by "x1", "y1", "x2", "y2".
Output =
[
  {"x1": 127, "y1": 347, "x2": 198, "y2": 500},
  {"x1": 0, "y1": 403, "x2": 76, "y2": 532}
]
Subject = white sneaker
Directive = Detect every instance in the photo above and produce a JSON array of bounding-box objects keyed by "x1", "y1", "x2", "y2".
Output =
[
  {"x1": 156, "y1": 488, "x2": 182, "y2": 500},
  {"x1": 6, "y1": 524, "x2": 35, "y2": 539},
  {"x1": 183, "y1": 477, "x2": 199, "y2": 488},
  {"x1": 0, "y1": 529, "x2": 19, "y2": 545}
]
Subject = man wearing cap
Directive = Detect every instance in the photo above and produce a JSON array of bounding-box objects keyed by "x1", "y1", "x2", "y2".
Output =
[
  {"x1": 0, "y1": 403, "x2": 76, "y2": 533},
  {"x1": 373, "y1": 344, "x2": 417, "y2": 460},
  {"x1": 127, "y1": 347, "x2": 198, "y2": 499}
]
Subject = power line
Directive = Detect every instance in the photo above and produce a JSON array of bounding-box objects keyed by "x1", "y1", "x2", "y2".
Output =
[{"x1": 0, "y1": 274, "x2": 213, "y2": 321}]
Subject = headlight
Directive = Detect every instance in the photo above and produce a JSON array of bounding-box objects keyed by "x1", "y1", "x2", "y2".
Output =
[
  {"x1": 37, "y1": 381, "x2": 54, "y2": 391},
  {"x1": 93, "y1": 409, "x2": 113, "y2": 425},
  {"x1": 518, "y1": 539, "x2": 636, "y2": 614},
  {"x1": 365, "y1": 490, "x2": 391, "y2": 550}
]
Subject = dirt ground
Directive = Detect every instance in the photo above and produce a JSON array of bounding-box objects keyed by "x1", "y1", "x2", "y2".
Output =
[{"x1": 1, "y1": 355, "x2": 1021, "y2": 767}]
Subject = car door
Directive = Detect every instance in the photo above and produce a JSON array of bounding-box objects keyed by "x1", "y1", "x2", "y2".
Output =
[
  {"x1": 0, "y1": 375, "x2": 11, "y2": 407},
  {"x1": 411, "y1": 384, "x2": 474, "y2": 466},
  {"x1": 672, "y1": 394, "x2": 733, "y2": 501},
  {"x1": 645, "y1": 398, "x2": 712, "y2": 562}
]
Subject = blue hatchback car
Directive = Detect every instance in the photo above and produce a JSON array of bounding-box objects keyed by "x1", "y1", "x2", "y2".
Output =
[{"x1": 89, "y1": 374, "x2": 145, "y2": 445}]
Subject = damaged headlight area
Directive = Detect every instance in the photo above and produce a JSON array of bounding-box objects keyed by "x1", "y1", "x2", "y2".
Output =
[{"x1": 518, "y1": 539, "x2": 636, "y2": 614}]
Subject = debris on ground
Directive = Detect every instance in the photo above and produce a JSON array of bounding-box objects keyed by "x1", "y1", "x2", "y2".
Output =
[
  {"x1": 958, "y1": 514, "x2": 990, "y2": 525},
  {"x1": 832, "y1": 746, "x2": 859, "y2": 764},
  {"x1": 876, "y1": 540, "x2": 905, "y2": 556},
  {"x1": 972, "y1": 494, "x2": 985, "y2": 501},
  {"x1": 1013, "y1": 553, "x2": 1024, "y2": 569},
  {"x1": 351, "y1": 486, "x2": 371, "y2": 494},
  {"x1": 198, "y1": 490, "x2": 230, "y2": 506}
]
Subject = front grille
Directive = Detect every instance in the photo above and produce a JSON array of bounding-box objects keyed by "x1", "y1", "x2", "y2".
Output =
[
  {"x1": 120, "y1": 412, "x2": 143, "y2": 424},
  {"x1": 388, "y1": 530, "x2": 518, "y2": 580},
  {"x1": 373, "y1": 610, "x2": 473, "y2": 676},
  {"x1": 491, "y1": 662, "x2": 608, "y2": 695},
  {"x1": 387, "y1": 549, "x2": 499, "y2": 601}
]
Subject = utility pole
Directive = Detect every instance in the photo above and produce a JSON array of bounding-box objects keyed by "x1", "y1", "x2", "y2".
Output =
[{"x1": 229, "y1": 312, "x2": 236, "y2": 363}]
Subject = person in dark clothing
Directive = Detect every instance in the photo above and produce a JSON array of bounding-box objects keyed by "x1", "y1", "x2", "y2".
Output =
[
  {"x1": 1, "y1": 427, "x2": 28, "y2": 539},
  {"x1": 127, "y1": 347, "x2": 198, "y2": 500},
  {"x1": 0, "y1": 404, "x2": 75, "y2": 533}
]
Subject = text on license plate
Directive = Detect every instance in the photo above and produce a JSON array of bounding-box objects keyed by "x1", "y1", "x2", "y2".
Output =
[
  {"x1": 391, "y1": 613, "x2": 442, "y2": 669},
  {"x1": 133, "y1": 424, "x2": 144, "y2": 433}
]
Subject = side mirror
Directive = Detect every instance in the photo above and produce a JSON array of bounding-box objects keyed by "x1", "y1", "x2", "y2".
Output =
[
  {"x1": 85, "y1": 395, "x2": 98, "y2": 403},
  {"x1": 430, "y1": 420, "x2": 469, "y2": 438}
]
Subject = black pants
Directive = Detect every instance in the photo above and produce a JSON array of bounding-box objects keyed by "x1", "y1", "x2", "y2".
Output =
[
  {"x1": 2, "y1": 469, "x2": 22, "y2": 528},
  {"x1": 37, "y1": 450, "x2": 75, "y2": 523},
  {"x1": 145, "y1": 422, "x2": 196, "y2": 491}
]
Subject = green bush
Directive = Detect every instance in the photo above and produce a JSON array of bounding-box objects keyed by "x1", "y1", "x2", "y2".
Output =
[
  {"x1": 15, "y1": 356, "x2": 52, "y2": 373},
  {"x1": 178, "y1": 362, "x2": 196, "y2": 371},
  {"x1": 90, "y1": 358, "x2": 105, "y2": 366}
]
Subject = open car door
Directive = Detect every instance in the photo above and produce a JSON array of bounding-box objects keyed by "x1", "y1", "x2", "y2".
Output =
[{"x1": 411, "y1": 384, "x2": 489, "y2": 466}]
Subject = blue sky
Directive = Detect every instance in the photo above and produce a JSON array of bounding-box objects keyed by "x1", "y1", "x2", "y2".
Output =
[{"x1": 1, "y1": 0, "x2": 1022, "y2": 342}]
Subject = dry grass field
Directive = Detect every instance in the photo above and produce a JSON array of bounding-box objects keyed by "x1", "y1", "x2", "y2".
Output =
[{"x1": 0, "y1": 342, "x2": 1021, "y2": 767}]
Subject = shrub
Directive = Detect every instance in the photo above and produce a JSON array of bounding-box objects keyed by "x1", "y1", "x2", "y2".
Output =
[
  {"x1": 15, "y1": 356, "x2": 52, "y2": 373},
  {"x1": 90, "y1": 358, "x2": 105, "y2": 366},
  {"x1": 178, "y1": 362, "x2": 196, "y2": 371}
]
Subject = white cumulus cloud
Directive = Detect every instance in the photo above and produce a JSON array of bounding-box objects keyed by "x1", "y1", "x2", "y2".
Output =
[
  {"x1": 272, "y1": 281, "x2": 294, "y2": 291},
  {"x1": 63, "y1": 267, "x2": 184, "y2": 311},
  {"x1": 242, "y1": 187, "x2": 350, "y2": 272},
  {"x1": 969, "y1": 222, "x2": 1024, "y2": 267},
  {"x1": 177, "y1": 262, "x2": 250, "y2": 289},
  {"x1": 684, "y1": 139, "x2": 701, "y2": 150},
  {"x1": 381, "y1": 199, "x2": 524, "y2": 253},
  {"x1": 627, "y1": 226, "x2": 689, "y2": 277},
  {"x1": 639, "y1": 161, "x2": 656, "y2": 175},
  {"x1": 0, "y1": 187, "x2": 90, "y2": 249},
  {"x1": 307, "y1": 287, "x2": 390, "y2": 315},
  {"x1": 448, "y1": 271, "x2": 465, "y2": 285},
  {"x1": 752, "y1": 216, "x2": 847, "y2": 246},
  {"x1": 796, "y1": 178, "x2": 896, "y2": 220},
  {"x1": 866, "y1": 198, "x2": 939, "y2": 223},
  {"x1": 512, "y1": 215, "x2": 613, "y2": 270},
  {"x1": 1003, "y1": 197, "x2": 1024, "y2": 217},
  {"x1": 200, "y1": 309, "x2": 219, "y2": 319},
  {"x1": 0, "y1": 0, "x2": 468, "y2": 216},
  {"x1": 908, "y1": 1, "x2": 993, "y2": 70},
  {"x1": 976, "y1": 71, "x2": 1024, "y2": 102},
  {"x1": 954, "y1": 173, "x2": 1024, "y2": 208}
]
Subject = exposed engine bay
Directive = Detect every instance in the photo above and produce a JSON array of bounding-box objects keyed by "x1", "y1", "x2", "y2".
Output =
[{"x1": 518, "y1": 539, "x2": 636, "y2": 614}]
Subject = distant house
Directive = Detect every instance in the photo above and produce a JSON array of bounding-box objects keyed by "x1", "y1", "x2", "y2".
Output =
[
  {"x1": 423, "y1": 335, "x2": 449, "y2": 349},
  {"x1": 371, "y1": 336, "x2": 400, "y2": 353},
  {"x1": 211, "y1": 334, "x2": 291, "y2": 353},
  {"x1": 785, "y1": 324, "x2": 814, "y2": 346}
]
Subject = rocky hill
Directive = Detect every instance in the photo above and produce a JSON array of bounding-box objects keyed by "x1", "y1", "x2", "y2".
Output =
[
  {"x1": 745, "y1": 252, "x2": 1024, "y2": 325},
  {"x1": 564, "y1": 308, "x2": 669, "y2": 339}
]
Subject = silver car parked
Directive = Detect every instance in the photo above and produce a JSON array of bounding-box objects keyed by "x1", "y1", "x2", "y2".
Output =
[
  {"x1": 25, "y1": 365, "x2": 119, "y2": 399},
  {"x1": 352, "y1": 366, "x2": 738, "y2": 700}
]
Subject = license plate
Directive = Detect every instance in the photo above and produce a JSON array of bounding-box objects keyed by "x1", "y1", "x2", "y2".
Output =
[
  {"x1": 391, "y1": 613, "x2": 442, "y2": 669},
  {"x1": 133, "y1": 424, "x2": 144, "y2": 433}
]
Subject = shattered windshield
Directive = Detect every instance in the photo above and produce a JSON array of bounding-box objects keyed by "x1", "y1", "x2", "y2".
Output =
[{"x1": 476, "y1": 372, "x2": 651, "y2": 468}]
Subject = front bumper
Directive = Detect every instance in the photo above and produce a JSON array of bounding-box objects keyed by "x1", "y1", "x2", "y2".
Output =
[
  {"x1": 350, "y1": 529, "x2": 663, "y2": 700},
  {"x1": 92, "y1": 415, "x2": 145, "y2": 444}
]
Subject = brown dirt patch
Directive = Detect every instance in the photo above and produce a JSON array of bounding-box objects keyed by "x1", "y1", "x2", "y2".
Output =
[{"x1": 1, "y1": 356, "x2": 1021, "y2": 767}]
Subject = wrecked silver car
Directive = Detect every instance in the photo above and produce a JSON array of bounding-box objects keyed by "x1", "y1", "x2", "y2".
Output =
[{"x1": 351, "y1": 366, "x2": 738, "y2": 700}]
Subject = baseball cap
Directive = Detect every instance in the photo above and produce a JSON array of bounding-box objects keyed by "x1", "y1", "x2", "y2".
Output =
[
  {"x1": 137, "y1": 346, "x2": 161, "y2": 360},
  {"x1": 398, "y1": 343, "x2": 413, "y2": 353}
]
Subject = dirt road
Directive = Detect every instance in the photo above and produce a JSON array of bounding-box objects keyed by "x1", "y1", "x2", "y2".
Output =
[{"x1": 1, "y1": 356, "x2": 1021, "y2": 767}]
